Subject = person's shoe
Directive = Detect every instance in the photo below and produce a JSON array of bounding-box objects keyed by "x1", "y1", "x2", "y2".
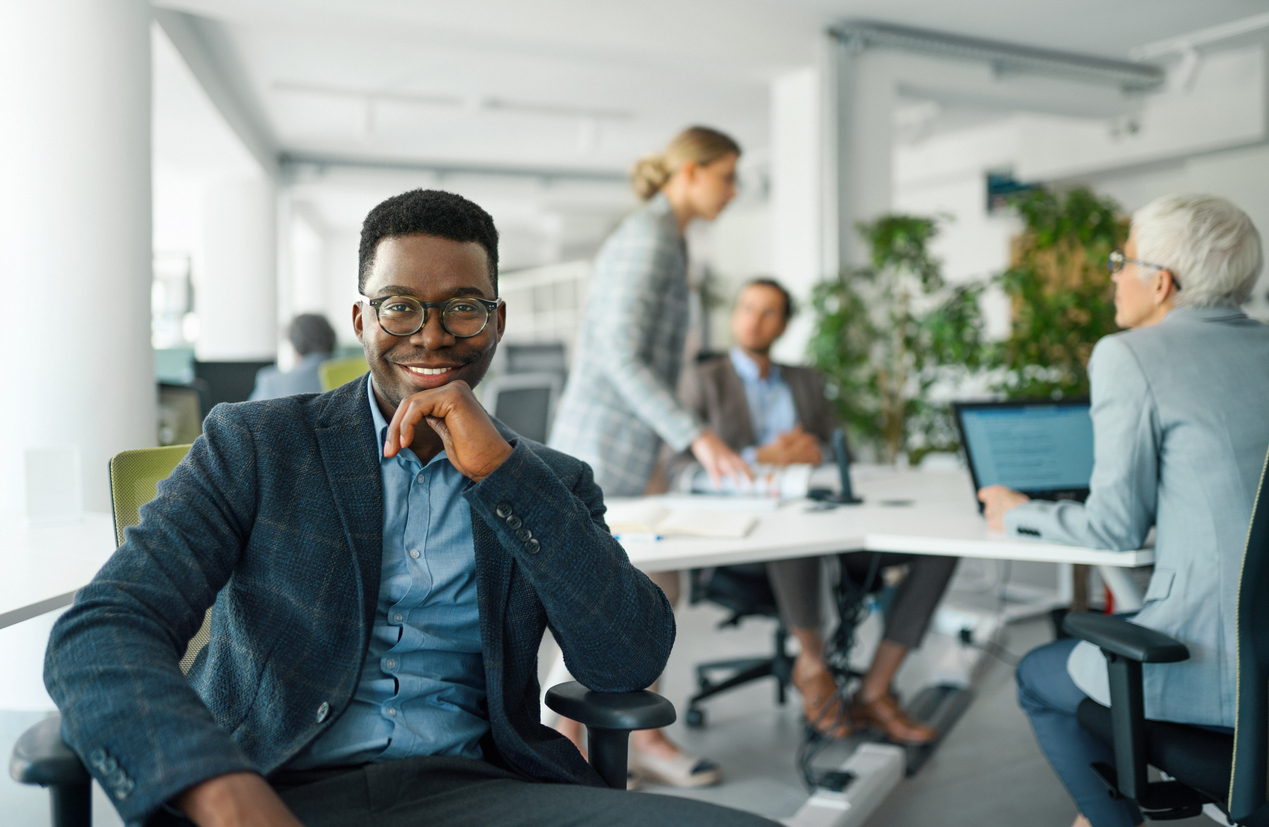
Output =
[
  {"x1": 628, "y1": 748, "x2": 722, "y2": 788},
  {"x1": 850, "y1": 693, "x2": 937, "y2": 745},
  {"x1": 793, "y1": 667, "x2": 853, "y2": 739}
]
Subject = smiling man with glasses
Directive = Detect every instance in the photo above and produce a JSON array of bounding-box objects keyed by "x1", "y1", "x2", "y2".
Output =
[{"x1": 46, "y1": 188, "x2": 776, "y2": 827}]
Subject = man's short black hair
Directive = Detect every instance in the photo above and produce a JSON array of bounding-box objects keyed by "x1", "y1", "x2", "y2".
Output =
[
  {"x1": 742, "y1": 277, "x2": 795, "y2": 321},
  {"x1": 288, "y1": 313, "x2": 336, "y2": 357},
  {"x1": 358, "y1": 189, "x2": 500, "y2": 295}
]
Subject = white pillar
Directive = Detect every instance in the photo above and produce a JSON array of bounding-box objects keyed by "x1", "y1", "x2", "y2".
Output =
[
  {"x1": 0, "y1": 0, "x2": 155, "y2": 513},
  {"x1": 194, "y1": 175, "x2": 278, "y2": 360},
  {"x1": 770, "y1": 67, "x2": 825, "y2": 365},
  {"x1": 831, "y1": 42, "x2": 897, "y2": 270}
]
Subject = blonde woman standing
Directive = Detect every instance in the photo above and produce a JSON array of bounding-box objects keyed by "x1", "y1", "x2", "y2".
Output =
[{"x1": 549, "y1": 126, "x2": 749, "y2": 787}]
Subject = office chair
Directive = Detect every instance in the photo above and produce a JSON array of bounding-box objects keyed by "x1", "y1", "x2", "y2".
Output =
[
  {"x1": 480, "y1": 372, "x2": 562, "y2": 444},
  {"x1": 318, "y1": 354, "x2": 369, "y2": 392},
  {"x1": 11, "y1": 446, "x2": 673, "y2": 826},
  {"x1": 685, "y1": 555, "x2": 886, "y2": 729},
  {"x1": 1063, "y1": 446, "x2": 1269, "y2": 826}
]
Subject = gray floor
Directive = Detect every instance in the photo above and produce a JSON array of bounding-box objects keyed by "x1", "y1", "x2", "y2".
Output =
[{"x1": 2, "y1": 588, "x2": 1217, "y2": 827}]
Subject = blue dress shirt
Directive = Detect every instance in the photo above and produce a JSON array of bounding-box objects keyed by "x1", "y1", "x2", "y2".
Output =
[
  {"x1": 287, "y1": 378, "x2": 489, "y2": 768},
  {"x1": 729, "y1": 347, "x2": 798, "y2": 465}
]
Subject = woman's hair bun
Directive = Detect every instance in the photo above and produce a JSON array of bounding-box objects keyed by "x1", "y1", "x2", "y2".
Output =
[{"x1": 631, "y1": 154, "x2": 671, "y2": 201}]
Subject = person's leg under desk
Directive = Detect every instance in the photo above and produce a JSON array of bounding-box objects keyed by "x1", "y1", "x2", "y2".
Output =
[
  {"x1": 1016, "y1": 638, "x2": 1143, "y2": 827},
  {"x1": 275, "y1": 756, "x2": 778, "y2": 826}
]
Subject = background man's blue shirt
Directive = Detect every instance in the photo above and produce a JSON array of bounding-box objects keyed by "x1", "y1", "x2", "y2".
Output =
[
  {"x1": 729, "y1": 347, "x2": 797, "y2": 465},
  {"x1": 288, "y1": 377, "x2": 488, "y2": 768}
]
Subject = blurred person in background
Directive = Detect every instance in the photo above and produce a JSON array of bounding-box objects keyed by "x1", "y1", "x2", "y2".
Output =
[
  {"x1": 980, "y1": 194, "x2": 1269, "y2": 827},
  {"x1": 671, "y1": 278, "x2": 953, "y2": 744},
  {"x1": 250, "y1": 312, "x2": 337, "y2": 400},
  {"x1": 548, "y1": 125, "x2": 751, "y2": 788}
]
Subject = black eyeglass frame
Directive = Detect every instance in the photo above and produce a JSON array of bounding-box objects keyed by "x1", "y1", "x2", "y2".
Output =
[
  {"x1": 1107, "y1": 249, "x2": 1180, "y2": 291},
  {"x1": 362, "y1": 294, "x2": 503, "y2": 338}
]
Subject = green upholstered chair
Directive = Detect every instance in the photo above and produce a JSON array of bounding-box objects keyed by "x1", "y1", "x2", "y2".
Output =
[
  {"x1": 11, "y1": 445, "x2": 674, "y2": 826},
  {"x1": 318, "y1": 355, "x2": 369, "y2": 392},
  {"x1": 1065, "y1": 445, "x2": 1269, "y2": 826}
]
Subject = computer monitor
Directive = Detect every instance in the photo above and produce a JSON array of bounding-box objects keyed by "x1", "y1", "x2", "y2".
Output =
[
  {"x1": 193, "y1": 360, "x2": 275, "y2": 409},
  {"x1": 481, "y1": 372, "x2": 562, "y2": 444},
  {"x1": 953, "y1": 399, "x2": 1095, "y2": 511}
]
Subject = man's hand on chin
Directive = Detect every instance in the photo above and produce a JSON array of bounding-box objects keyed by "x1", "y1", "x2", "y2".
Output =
[
  {"x1": 175, "y1": 772, "x2": 304, "y2": 827},
  {"x1": 384, "y1": 380, "x2": 514, "y2": 483}
]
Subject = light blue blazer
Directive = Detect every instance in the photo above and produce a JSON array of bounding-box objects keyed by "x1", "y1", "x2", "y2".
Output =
[{"x1": 1006, "y1": 307, "x2": 1269, "y2": 727}]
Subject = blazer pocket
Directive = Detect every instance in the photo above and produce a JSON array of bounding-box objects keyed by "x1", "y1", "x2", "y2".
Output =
[{"x1": 1143, "y1": 568, "x2": 1175, "y2": 603}]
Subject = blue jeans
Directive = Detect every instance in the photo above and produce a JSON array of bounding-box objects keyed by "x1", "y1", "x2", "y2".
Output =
[{"x1": 1016, "y1": 638, "x2": 1143, "y2": 827}]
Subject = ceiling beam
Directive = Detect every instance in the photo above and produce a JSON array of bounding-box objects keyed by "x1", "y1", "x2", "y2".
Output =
[
  {"x1": 830, "y1": 19, "x2": 1165, "y2": 93},
  {"x1": 279, "y1": 152, "x2": 628, "y2": 185},
  {"x1": 154, "y1": 9, "x2": 279, "y2": 176}
]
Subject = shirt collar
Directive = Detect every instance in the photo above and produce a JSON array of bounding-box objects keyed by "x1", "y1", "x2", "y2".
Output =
[
  {"x1": 365, "y1": 375, "x2": 446, "y2": 468},
  {"x1": 729, "y1": 346, "x2": 780, "y2": 384}
]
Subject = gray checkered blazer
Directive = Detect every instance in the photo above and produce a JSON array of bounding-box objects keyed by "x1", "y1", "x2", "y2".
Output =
[{"x1": 549, "y1": 194, "x2": 703, "y2": 496}]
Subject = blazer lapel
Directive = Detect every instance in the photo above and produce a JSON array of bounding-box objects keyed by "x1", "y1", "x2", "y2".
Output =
[{"x1": 313, "y1": 381, "x2": 385, "y2": 631}]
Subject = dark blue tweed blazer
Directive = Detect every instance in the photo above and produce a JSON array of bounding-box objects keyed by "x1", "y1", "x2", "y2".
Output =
[{"x1": 45, "y1": 378, "x2": 675, "y2": 826}]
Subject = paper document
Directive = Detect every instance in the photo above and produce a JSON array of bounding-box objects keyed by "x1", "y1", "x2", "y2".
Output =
[{"x1": 605, "y1": 500, "x2": 758, "y2": 539}]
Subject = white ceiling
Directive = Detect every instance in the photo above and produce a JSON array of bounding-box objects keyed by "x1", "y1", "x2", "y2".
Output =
[{"x1": 151, "y1": 0, "x2": 1269, "y2": 260}]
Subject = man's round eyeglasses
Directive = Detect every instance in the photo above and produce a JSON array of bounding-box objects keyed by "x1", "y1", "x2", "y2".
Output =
[
  {"x1": 363, "y1": 295, "x2": 502, "y2": 338},
  {"x1": 1107, "y1": 249, "x2": 1180, "y2": 291}
]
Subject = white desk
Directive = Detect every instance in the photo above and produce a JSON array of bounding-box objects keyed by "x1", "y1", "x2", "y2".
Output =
[
  {"x1": 0, "y1": 511, "x2": 116, "y2": 630},
  {"x1": 616, "y1": 467, "x2": 1153, "y2": 609}
]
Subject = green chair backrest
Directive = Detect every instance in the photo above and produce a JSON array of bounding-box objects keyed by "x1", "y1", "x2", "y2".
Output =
[
  {"x1": 319, "y1": 355, "x2": 368, "y2": 392},
  {"x1": 107, "y1": 444, "x2": 207, "y2": 673},
  {"x1": 1229, "y1": 445, "x2": 1269, "y2": 826},
  {"x1": 107, "y1": 444, "x2": 192, "y2": 546}
]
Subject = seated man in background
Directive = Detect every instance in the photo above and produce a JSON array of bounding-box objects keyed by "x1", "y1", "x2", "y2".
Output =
[
  {"x1": 45, "y1": 189, "x2": 773, "y2": 827},
  {"x1": 980, "y1": 194, "x2": 1269, "y2": 827},
  {"x1": 249, "y1": 312, "x2": 337, "y2": 400},
  {"x1": 670, "y1": 278, "x2": 956, "y2": 744}
]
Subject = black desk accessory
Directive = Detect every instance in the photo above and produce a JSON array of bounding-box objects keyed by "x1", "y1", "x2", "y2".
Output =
[{"x1": 808, "y1": 429, "x2": 864, "y2": 505}]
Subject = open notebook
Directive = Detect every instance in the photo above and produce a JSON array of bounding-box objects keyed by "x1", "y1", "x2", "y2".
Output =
[{"x1": 604, "y1": 500, "x2": 758, "y2": 539}]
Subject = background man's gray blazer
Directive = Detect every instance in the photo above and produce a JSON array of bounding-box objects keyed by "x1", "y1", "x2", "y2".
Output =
[
  {"x1": 1006, "y1": 307, "x2": 1269, "y2": 728},
  {"x1": 44, "y1": 378, "x2": 675, "y2": 826},
  {"x1": 668, "y1": 354, "x2": 840, "y2": 482},
  {"x1": 549, "y1": 194, "x2": 702, "y2": 497}
]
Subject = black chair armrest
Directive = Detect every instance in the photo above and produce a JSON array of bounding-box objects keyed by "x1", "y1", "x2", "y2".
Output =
[
  {"x1": 1062, "y1": 613, "x2": 1189, "y2": 663},
  {"x1": 9, "y1": 714, "x2": 88, "y2": 788},
  {"x1": 545, "y1": 681, "x2": 676, "y2": 789}
]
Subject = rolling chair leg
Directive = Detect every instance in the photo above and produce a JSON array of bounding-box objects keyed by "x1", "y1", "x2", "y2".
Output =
[{"x1": 51, "y1": 782, "x2": 91, "y2": 827}]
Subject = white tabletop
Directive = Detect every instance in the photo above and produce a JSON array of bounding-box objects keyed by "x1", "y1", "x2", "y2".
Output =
[
  {"x1": 616, "y1": 467, "x2": 1155, "y2": 573},
  {"x1": 0, "y1": 511, "x2": 116, "y2": 630}
]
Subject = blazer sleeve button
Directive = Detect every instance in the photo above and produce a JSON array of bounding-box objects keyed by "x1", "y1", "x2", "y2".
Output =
[
  {"x1": 495, "y1": 503, "x2": 514, "y2": 519},
  {"x1": 524, "y1": 539, "x2": 541, "y2": 554},
  {"x1": 316, "y1": 701, "x2": 330, "y2": 722},
  {"x1": 515, "y1": 528, "x2": 532, "y2": 542},
  {"x1": 506, "y1": 515, "x2": 522, "y2": 529}
]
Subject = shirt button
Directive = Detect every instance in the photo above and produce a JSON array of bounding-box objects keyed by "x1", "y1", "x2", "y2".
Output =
[
  {"x1": 525, "y1": 539, "x2": 541, "y2": 554},
  {"x1": 496, "y1": 503, "x2": 513, "y2": 519},
  {"x1": 516, "y1": 528, "x2": 532, "y2": 542},
  {"x1": 385, "y1": 659, "x2": 396, "y2": 670},
  {"x1": 417, "y1": 472, "x2": 425, "y2": 483},
  {"x1": 316, "y1": 702, "x2": 330, "y2": 722},
  {"x1": 394, "y1": 613, "x2": 404, "y2": 623},
  {"x1": 409, "y1": 548, "x2": 420, "y2": 559},
  {"x1": 387, "y1": 707, "x2": 397, "y2": 717}
]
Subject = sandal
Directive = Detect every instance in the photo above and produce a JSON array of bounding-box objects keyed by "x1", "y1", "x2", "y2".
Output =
[
  {"x1": 629, "y1": 748, "x2": 722, "y2": 788},
  {"x1": 851, "y1": 693, "x2": 937, "y2": 745}
]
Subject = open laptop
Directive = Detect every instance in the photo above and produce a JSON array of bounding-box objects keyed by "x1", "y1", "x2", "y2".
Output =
[{"x1": 953, "y1": 399, "x2": 1094, "y2": 512}]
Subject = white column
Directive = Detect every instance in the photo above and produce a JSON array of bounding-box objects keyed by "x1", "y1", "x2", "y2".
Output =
[
  {"x1": 770, "y1": 67, "x2": 825, "y2": 365},
  {"x1": 831, "y1": 42, "x2": 897, "y2": 270},
  {"x1": 0, "y1": 0, "x2": 155, "y2": 513},
  {"x1": 194, "y1": 175, "x2": 278, "y2": 360}
]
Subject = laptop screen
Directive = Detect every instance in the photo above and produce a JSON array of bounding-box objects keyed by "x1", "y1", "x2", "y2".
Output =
[{"x1": 955, "y1": 401, "x2": 1094, "y2": 498}]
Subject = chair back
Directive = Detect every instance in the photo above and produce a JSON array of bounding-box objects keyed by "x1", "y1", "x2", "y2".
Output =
[
  {"x1": 107, "y1": 444, "x2": 207, "y2": 673},
  {"x1": 107, "y1": 445, "x2": 193, "y2": 547},
  {"x1": 1230, "y1": 446, "x2": 1269, "y2": 825},
  {"x1": 318, "y1": 355, "x2": 368, "y2": 392}
]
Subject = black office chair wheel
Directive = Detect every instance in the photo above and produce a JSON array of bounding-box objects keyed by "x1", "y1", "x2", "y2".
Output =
[{"x1": 686, "y1": 707, "x2": 706, "y2": 728}]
